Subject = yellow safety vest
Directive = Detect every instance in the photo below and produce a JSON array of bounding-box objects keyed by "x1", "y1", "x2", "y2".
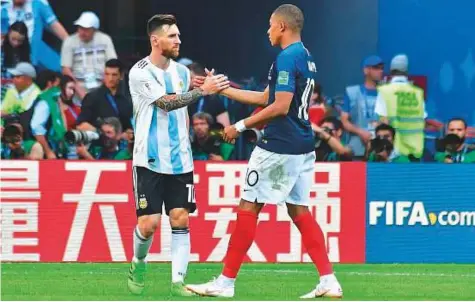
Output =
[{"x1": 378, "y1": 83, "x2": 425, "y2": 158}]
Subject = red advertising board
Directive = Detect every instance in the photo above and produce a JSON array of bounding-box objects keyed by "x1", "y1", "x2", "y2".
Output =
[{"x1": 0, "y1": 161, "x2": 366, "y2": 263}]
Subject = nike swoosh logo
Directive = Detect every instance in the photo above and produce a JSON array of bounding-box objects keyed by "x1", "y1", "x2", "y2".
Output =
[{"x1": 243, "y1": 189, "x2": 251, "y2": 192}]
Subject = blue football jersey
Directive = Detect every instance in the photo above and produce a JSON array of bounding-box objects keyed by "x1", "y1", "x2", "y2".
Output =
[{"x1": 257, "y1": 42, "x2": 317, "y2": 154}]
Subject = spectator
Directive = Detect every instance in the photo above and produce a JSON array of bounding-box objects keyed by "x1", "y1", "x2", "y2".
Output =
[
  {"x1": 1, "y1": 62, "x2": 40, "y2": 116},
  {"x1": 341, "y1": 55, "x2": 384, "y2": 159},
  {"x1": 30, "y1": 75, "x2": 80, "y2": 159},
  {"x1": 314, "y1": 117, "x2": 353, "y2": 162},
  {"x1": 191, "y1": 112, "x2": 234, "y2": 161},
  {"x1": 35, "y1": 69, "x2": 60, "y2": 91},
  {"x1": 1, "y1": 21, "x2": 30, "y2": 79},
  {"x1": 76, "y1": 59, "x2": 132, "y2": 133},
  {"x1": 366, "y1": 123, "x2": 410, "y2": 163},
  {"x1": 1, "y1": 0, "x2": 68, "y2": 70},
  {"x1": 1, "y1": 120, "x2": 43, "y2": 159},
  {"x1": 61, "y1": 11, "x2": 117, "y2": 99},
  {"x1": 435, "y1": 118, "x2": 475, "y2": 163},
  {"x1": 77, "y1": 117, "x2": 131, "y2": 160},
  {"x1": 187, "y1": 62, "x2": 230, "y2": 127},
  {"x1": 308, "y1": 83, "x2": 328, "y2": 127},
  {"x1": 375, "y1": 54, "x2": 427, "y2": 162}
]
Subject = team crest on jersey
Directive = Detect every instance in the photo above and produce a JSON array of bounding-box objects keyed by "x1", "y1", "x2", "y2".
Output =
[
  {"x1": 179, "y1": 80, "x2": 185, "y2": 91},
  {"x1": 278, "y1": 71, "x2": 289, "y2": 85},
  {"x1": 139, "y1": 196, "x2": 148, "y2": 209}
]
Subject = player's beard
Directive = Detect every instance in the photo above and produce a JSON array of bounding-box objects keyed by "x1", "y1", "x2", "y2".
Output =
[{"x1": 162, "y1": 48, "x2": 179, "y2": 59}]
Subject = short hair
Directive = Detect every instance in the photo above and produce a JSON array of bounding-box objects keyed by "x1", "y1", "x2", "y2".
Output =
[
  {"x1": 187, "y1": 62, "x2": 206, "y2": 76},
  {"x1": 102, "y1": 117, "x2": 122, "y2": 134},
  {"x1": 375, "y1": 123, "x2": 396, "y2": 137},
  {"x1": 448, "y1": 117, "x2": 467, "y2": 129},
  {"x1": 320, "y1": 116, "x2": 343, "y2": 131},
  {"x1": 36, "y1": 69, "x2": 60, "y2": 90},
  {"x1": 192, "y1": 112, "x2": 214, "y2": 126},
  {"x1": 147, "y1": 14, "x2": 177, "y2": 36},
  {"x1": 105, "y1": 58, "x2": 123, "y2": 73},
  {"x1": 273, "y1": 4, "x2": 304, "y2": 32}
]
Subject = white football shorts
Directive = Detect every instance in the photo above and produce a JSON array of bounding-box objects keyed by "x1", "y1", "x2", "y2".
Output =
[{"x1": 241, "y1": 146, "x2": 316, "y2": 205}]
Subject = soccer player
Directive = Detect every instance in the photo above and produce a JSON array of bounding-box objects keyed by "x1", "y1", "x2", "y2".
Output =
[
  {"x1": 127, "y1": 14, "x2": 229, "y2": 296},
  {"x1": 186, "y1": 4, "x2": 343, "y2": 299}
]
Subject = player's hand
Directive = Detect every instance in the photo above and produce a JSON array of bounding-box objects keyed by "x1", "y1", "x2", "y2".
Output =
[
  {"x1": 223, "y1": 125, "x2": 240, "y2": 143},
  {"x1": 201, "y1": 74, "x2": 230, "y2": 95},
  {"x1": 192, "y1": 76, "x2": 206, "y2": 88}
]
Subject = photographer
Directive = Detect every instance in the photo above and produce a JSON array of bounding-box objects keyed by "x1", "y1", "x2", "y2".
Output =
[
  {"x1": 366, "y1": 123, "x2": 410, "y2": 163},
  {"x1": 191, "y1": 112, "x2": 234, "y2": 161},
  {"x1": 435, "y1": 118, "x2": 475, "y2": 163},
  {"x1": 1, "y1": 121, "x2": 43, "y2": 160},
  {"x1": 75, "y1": 117, "x2": 131, "y2": 160},
  {"x1": 314, "y1": 117, "x2": 353, "y2": 161}
]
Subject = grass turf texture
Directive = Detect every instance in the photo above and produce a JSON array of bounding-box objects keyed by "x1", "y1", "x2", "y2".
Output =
[{"x1": 2, "y1": 263, "x2": 475, "y2": 300}]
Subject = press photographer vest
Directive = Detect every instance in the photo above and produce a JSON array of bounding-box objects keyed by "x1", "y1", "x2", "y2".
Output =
[{"x1": 377, "y1": 83, "x2": 425, "y2": 158}]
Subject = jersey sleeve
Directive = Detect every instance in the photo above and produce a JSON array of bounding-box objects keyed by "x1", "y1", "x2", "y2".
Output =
[
  {"x1": 275, "y1": 52, "x2": 297, "y2": 93},
  {"x1": 38, "y1": 0, "x2": 58, "y2": 26},
  {"x1": 129, "y1": 68, "x2": 166, "y2": 105}
]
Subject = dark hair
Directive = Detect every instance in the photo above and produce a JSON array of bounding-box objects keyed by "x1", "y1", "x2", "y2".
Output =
[
  {"x1": 375, "y1": 123, "x2": 396, "y2": 137},
  {"x1": 105, "y1": 58, "x2": 123, "y2": 73},
  {"x1": 36, "y1": 69, "x2": 60, "y2": 90},
  {"x1": 313, "y1": 82, "x2": 325, "y2": 104},
  {"x1": 447, "y1": 117, "x2": 467, "y2": 129},
  {"x1": 2, "y1": 21, "x2": 31, "y2": 68},
  {"x1": 320, "y1": 116, "x2": 343, "y2": 131},
  {"x1": 192, "y1": 112, "x2": 214, "y2": 126},
  {"x1": 187, "y1": 62, "x2": 206, "y2": 76},
  {"x1": 102, "y1": 117, "x2": 123, "y2": 134},
  {"x1": 273, "y1": 4, "x2": 304, "y2": 32},
  {"x1": 147, "y1": 14, "x2": 177, "y2": 36},
  {"x1": 59, "y1": 75, "x2": 75, "y2": 94}
]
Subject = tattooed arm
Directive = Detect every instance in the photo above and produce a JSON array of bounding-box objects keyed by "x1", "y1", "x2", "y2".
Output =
[{"x1": 155, "y1": 88, "x2": 204, "y2": 112}]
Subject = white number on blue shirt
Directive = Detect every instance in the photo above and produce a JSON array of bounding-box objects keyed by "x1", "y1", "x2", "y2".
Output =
[{"x1": 299, "y1": 78, "x2": 315, "y2": 120}]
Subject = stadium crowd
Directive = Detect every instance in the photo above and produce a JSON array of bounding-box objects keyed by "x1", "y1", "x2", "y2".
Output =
[{"x1": 1, "y1": 1, "x2": 474, "y2": 163}]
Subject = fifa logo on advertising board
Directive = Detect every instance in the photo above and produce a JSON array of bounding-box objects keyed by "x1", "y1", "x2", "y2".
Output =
[{"x1": 369, "y1": 201, "x2": 475, "y2": 226}]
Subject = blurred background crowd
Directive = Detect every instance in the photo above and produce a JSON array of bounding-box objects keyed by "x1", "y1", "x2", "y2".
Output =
[{"x1": 1, "y1": 0, "x2": 474, "y2": 163}]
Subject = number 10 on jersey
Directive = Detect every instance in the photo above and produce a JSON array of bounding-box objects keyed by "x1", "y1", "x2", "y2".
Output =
[{"x1": 299, "y1": 78, "x2": 315, "y2": 121}]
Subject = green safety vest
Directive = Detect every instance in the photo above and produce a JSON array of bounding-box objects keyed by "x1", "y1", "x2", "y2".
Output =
[
  {"x1": 378, "y1": 83, "x2": 425, "y2": 158},
  {"x1": 1, "y1": 84, "x2": 41, "y2": 115}
]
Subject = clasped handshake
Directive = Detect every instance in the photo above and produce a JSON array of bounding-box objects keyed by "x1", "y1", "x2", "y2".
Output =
[{"x1": 191, "y1": 68, "x2": 230, "y2": 95}]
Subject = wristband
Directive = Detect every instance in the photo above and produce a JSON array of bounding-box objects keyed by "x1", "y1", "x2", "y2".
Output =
[{"x1": 235, "y1": 120, "x2": 247, "y2": 133}]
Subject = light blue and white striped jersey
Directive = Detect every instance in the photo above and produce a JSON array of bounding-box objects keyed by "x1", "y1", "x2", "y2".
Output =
[{"x1": 129, "y1": 57, "x2": 193, "y2": 175}]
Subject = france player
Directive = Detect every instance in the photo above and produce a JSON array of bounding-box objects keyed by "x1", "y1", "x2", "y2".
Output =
[
  {"x1": 186, "y1": 4, "x2": 343, "y2": 299},
  {"x1": 127, "y1": 14, "x2": 229, "y2": 296}
]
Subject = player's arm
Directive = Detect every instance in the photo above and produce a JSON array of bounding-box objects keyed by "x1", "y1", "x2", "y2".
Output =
[
  {"x1": 237, "y1": 91, "x2": 292, "y2": 129},
  {"x1": 220, "y1": 86, "x2": 269, "y2": 107},
  {"x1": 155, "y1": 75, "x2": 230, "y2": 112}
]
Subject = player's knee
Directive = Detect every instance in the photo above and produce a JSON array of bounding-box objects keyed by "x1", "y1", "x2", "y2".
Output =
[
  {"x1": 286, "y1": 203, "x2": 309, "y2": 220},
  {"x1": 168, "y1": 208, "x2": 190, "y2": 228},
  {"x1": 137, "y1": 215, "x2": 160, "y2": 238},
  {"x1": 238, "y1": 199, "x2": 263, "y2": 215}
]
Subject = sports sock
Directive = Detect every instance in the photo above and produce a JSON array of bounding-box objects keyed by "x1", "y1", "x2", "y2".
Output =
[
  {"x1": 293, "y1": 211, "x2": 333, "y2": 276},
  {"x1": 171, "y1": 227, "x2": 190, "y2": 283},
  {"x1": 133, "y1": 225, "x2": 153, "y2": 261},
  {"x1": 222, "y1": 210, "x2": 258, "y2": 278}
]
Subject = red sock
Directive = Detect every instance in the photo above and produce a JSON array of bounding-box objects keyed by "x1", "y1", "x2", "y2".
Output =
[
  {"x1": 293, "y1": 211, "x2": 333, "y2": 276},
  {"x1": 222, "y1": 210, "x2": 258, "y2": 278}
]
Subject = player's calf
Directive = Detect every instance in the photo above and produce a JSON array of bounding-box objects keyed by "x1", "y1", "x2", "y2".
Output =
[
  {"x1": 169, "y1": 208, "x2": 191, "y2": 289},
  {"x1": 128, "y1": 214, "x2": 160, "y2": 295}
]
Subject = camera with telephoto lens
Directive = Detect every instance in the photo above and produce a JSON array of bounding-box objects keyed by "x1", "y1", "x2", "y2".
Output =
[
  {"x1": 370, "y1": 136, "x2": 394, "y2": 154},
  {"x1": 64, "y1": 130, "x2": 100, "y2": 145},
  {"x1": 242, "y1": 128, "x2": 264, "y2": 143},
  {"x1": 435, "y1": 133, "x2": 464, "y2": 152}
]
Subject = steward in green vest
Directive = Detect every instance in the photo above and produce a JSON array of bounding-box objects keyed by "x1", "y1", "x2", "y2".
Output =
[{"x1": 375, "y1": 54, "x2": 426, "y2": 160}]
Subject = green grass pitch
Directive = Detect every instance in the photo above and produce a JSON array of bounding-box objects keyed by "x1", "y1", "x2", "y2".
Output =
[{"x1": 2, "y1": 263, "x2": 475, "y2": 300}]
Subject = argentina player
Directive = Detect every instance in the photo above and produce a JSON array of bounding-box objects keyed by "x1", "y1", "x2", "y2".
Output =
[
  {"x1": 127, "y1": 14, "x2": 229, "y2": 296},
  {"x1": 186, "y1": 5, "x2": 342, "y2": 299}
]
